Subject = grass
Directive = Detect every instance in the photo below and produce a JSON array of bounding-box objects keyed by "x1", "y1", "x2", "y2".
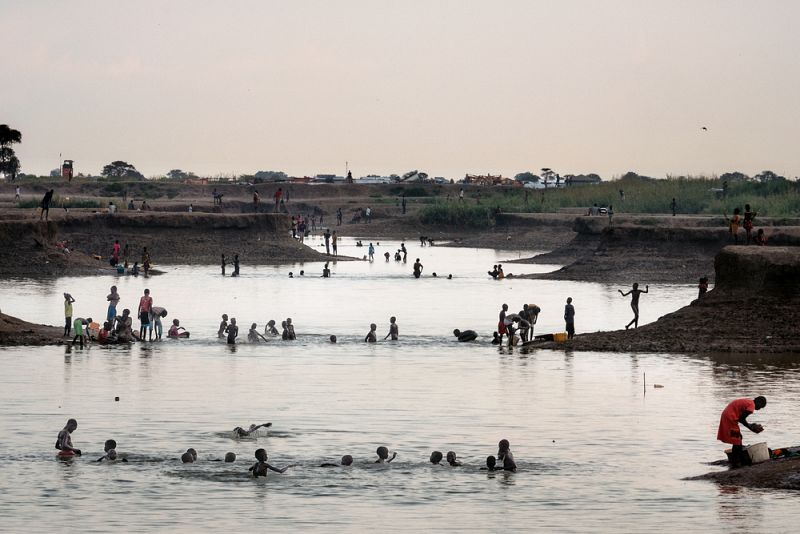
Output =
[
  {"x1": 418, "y1": 176, "x2": 800, "y2": 227},
  {"x1": 18, "y1": 195, "x2": 101, "y2": 209}
]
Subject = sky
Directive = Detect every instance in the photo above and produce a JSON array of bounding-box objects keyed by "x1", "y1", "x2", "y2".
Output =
[{"x1": 2, "y1": 0, "x2": 799, "y2": 180}]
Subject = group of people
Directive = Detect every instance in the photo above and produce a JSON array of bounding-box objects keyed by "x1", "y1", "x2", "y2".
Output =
[
  {"x1": 63, "y1": 286, "x2": 189, "y2": 346},
  {"x1": 726, "y1": 204, "x2": 767, "y2": 246},
  {"x1": 54, "y1": 418, "x2": 518, "y2": 475}
]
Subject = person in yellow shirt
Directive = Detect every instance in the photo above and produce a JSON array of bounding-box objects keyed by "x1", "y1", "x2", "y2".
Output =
[{"x1": 63, "y1": 293, "x2": 75, "y2": 337}]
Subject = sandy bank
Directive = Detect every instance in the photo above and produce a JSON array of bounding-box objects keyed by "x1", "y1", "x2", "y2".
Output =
[
  {"x1": 0, "y1": 212, "x2": 344, "y2": 276},
  {"x1": 688, "y1": 456, "x2": 800, "y2": 490},
  {"x1": 533, "y1": 246, "x2": 800, "y2": 354},
  {"x1": 0, "y1": 312, "x2": 63, "y2": 346},
  {"x1": 511, "y1": 214, "x2": 800, "y2": 284}
]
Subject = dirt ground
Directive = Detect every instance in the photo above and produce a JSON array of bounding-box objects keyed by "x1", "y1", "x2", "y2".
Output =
[
  {"x1": 0, "y1": 312, "x2": 63, "y2": 346},
  {"x1": 688, "y1": 456, "x2": 800, "y2": 490}
]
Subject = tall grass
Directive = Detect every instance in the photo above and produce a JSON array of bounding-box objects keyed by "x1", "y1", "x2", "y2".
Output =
[
  {"x1": 18, "y1": 194, "x2": 101, "y2": 209},
  {"x1": 419, "y1": 177, "x2": 800, "y2": 227}
]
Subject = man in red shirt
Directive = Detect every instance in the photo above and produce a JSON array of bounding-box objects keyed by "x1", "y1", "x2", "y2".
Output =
[{"x1": 717, "y1": 396, "x2": 767, "y2": 467}]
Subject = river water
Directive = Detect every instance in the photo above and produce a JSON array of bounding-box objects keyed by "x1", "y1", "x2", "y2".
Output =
[{"x1": 1, "y1": 237, "x2": 798, "y2": 533}]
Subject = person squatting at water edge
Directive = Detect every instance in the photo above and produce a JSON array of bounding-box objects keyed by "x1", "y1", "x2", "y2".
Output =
[{"x1": 717, "y1": 396, "x2": 767, "y2": 468}]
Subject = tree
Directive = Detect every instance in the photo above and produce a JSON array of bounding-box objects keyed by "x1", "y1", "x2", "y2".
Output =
[
  {"x1": 514, "y1": 172, "x2": 540, "y2": 183},
  {"x1": 754, "y1": 170, "x2": 785, "y2": 183},
  {"x1": 101, "y1": 161, "x2": 144, "y2": 179},
  {"x1": 166, "y1": 169, "x2": 195, "y2": 180},
  {"x1": 0, "y1": 124, "x2": 22, "y2": 181},
  {"x1": 719, "y1": 171, "x2": 750, "y2": 182},
  {"x1": 254, "y1": 170, "x2": 288, "y2": 182}
]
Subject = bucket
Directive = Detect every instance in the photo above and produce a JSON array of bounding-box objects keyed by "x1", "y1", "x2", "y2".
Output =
[
  {"x1": 553, "y1": 332, "x2": 568, "y2": 343},
  {"x1": 747, "y1": 442, "x2": 770, "y2": 464}
]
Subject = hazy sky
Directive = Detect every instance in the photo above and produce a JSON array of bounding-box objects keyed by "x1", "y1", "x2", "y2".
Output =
[{"x1": 2, "y1": 0, "x2": 798, "y2": 179}]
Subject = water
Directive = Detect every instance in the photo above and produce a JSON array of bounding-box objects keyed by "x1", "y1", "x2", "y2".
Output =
[{"x1": 1, "y1": 238, "x2": 799, "y2": 533}]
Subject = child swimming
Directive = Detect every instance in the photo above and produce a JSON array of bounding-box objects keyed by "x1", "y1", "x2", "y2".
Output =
[
  {"x1": 429, "y1": 451, "x2": 443, "y2": 465},
  {"x1": 320, "y1": 455, "x2": 353, "y2": 467},
  {"x1": 374, "y1": 446, "x2": 396, "y2": 464},
  {"x1": 497, "y1": 439, "x2": 517, "y2": 471},
  {"x1": 233, "y1": 423, "x2": 272, "y2": 438},
  {"x1": 446, "y1": 451, "x2": 462, "y2": 466},
  {"x1": 249, "y1": 448, "x2": 295, "y2": 477}
]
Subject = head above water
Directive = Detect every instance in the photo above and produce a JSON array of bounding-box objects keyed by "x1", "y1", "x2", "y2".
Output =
[
  {"x1": 329, "y1": 335, "x2": 337, "y2": 343},
  {"x1": 255, "y1": 448, "x2": 267, "y2": 462},
  {"x1": 181, "y1": 451, "x2": 194, "y2": 463},
  {"x1": 370, "y1": 323, "x2": 377, "y2": 331},
  {"x1": 453, "y1": 329, "x2": 461, "y2": 337},
  {"x1": 498, "y1": 439, "x2": 510, "y2": 452},
  {"x1": 430, "y1": 451, "x2": 443, "y2": 464},
  {"x1": 66, "y1": 419, "x2": 78, "y2": 431},
  {"x1": 107, "y1": 449, "x2": 118, "y2": 461},
  {"x1": 188, "y1": 448, "x2": 197, "y2": 460},
  {"x1": 341, "y1": 455, "x2": 353, "y2": 466},
  {"x1": 486, "y1": 455, "x2": 497, "y2": 469},
  {"x1": 104, "y1": 439, "x2": 117, "y2": 452},
  {"x1": 376, "y1": 446, "x2": 389, "y2": 459},
  {"x1": 224, "y1": 452, "x2": 236, "y2": 463},
  {"x1": 222, "y1": 314, "x2": 228, "y2": 320},
  {"x1": 446, "y1": 451, "x2": 458, "y2": 464},
  {"x1": 754, "y1": 396, "x2": 767, "y2": 409}
]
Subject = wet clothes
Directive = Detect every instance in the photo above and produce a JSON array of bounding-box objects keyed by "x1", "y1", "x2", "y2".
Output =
[{"x1": 717, "y1": 398, "x2": 756, "y2": 446}]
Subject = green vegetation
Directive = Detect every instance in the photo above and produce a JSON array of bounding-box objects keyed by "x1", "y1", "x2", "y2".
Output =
[
  {"x1": 18, "y1": 195, "x2": 100, "y2": 209},
  {"x1": 418, "y1": 176, "x2": 800, "y2": 227}
]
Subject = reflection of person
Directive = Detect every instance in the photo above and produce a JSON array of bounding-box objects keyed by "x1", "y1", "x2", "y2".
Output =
[
  {"x1": 717, "y1": 396, "x2": 767, "y2": 468},
  {"x1": 619, "y1": 283, "x2": 648, "y2": 330}
]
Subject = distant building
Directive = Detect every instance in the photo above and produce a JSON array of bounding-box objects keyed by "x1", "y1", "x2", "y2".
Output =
[{"x1": 312, "y1": 174, "x2": 345, "y2": 183}]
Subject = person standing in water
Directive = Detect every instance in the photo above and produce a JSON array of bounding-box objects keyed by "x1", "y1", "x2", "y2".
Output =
[
  {"x1": 56, "y1": 419, "x2": 81, "y2": 456},
  {"x1": 138, "y1": 289, "x2": 153, "y2": 341},
  {"x1": 218, "y1": 314, "x2": 229, "y2": 338},
  {"x1": 106, "y1": 286, "x2": 120, "y2": 322},
  {"x1": 232, "y1": 254, "x2": 240, "y2": 277},
  {"x1": 364, "y1": 324, "x2": 378, "y2": 342},
  {"x1": 368, "y1": 242, "x2": 375, "y2": 262},
  {"x1": 619, "y1": 283, "x2": 648, "y2": 329},
  {"x1": 413, "y1": 258, "x2": 423, "y2": 278},
  {"x1": 497, "y1": 304, "x2": 509, "y2": 344},
  {"x1": 221, "y1": 254, "x2": 227, "y2": 276},
  {"x1": 564, "y1": 297, "x2": 575, "y2": 340},
  {"x1": 63, "y1": 293, "x2": 75, "y2": 337},
  {"x1": 385, "y1": 317, "x2": 399, "y2": 340},
  {"x1": 401, "y1": 243, "x2": 407, "y2": 262},
  {"x1": 324, "y1": 229, "x2": 331, "y2": 256},
  {"x1": 332, "y1": 231, "x2": 338, "y2": 257},
  {"x1": 226, "y1": 318, "x2": 238, "y2": 344}
]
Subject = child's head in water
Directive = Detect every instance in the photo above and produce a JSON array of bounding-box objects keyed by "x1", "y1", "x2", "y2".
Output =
[
  {"x1": 446, "y1": 451, "x2": 460, "y2": 465},
  {"x1": 329, "y1": 335, "x2": 337, "y2": 343},
  {"x1": 224, "y1": 452, "x2": 236, "y2": 463},
  {"x1": 376, "y1": 446, "x2": 390, "y2": 461},
  {"x1": 104, "y1": 439, "x2": 117, "y2": 453},
  {"x1": 486, "y1": 455, "x2": 497, "y2": 469},
  {"x1": 255, "y1": 448, "x2": 267, "y2": 462},
  {"x1": 341, "y1": 455, "x2": 353, "y2": 466},
  {"x1": 222, "y1": 314, "x2": 228, "y2": 321},
  {"x1": 181, "y1": 449, "x2": 195, "y2": 463},
  {"x1": 430, "y1": 451, "x2": 443, "y2": 464},
  {"x1": 498, "y1": 439, "x2": 510, "y2": 454}
]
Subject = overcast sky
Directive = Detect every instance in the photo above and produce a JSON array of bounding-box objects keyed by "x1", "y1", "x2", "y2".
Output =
[{"x1": 2, "y1": 0, "x2": 798, "y2": 179}]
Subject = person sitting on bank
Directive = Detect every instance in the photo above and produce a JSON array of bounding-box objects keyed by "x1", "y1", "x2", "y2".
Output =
[{"x1": 717, "y1": 396, "x2": 767, "y2": 468}]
